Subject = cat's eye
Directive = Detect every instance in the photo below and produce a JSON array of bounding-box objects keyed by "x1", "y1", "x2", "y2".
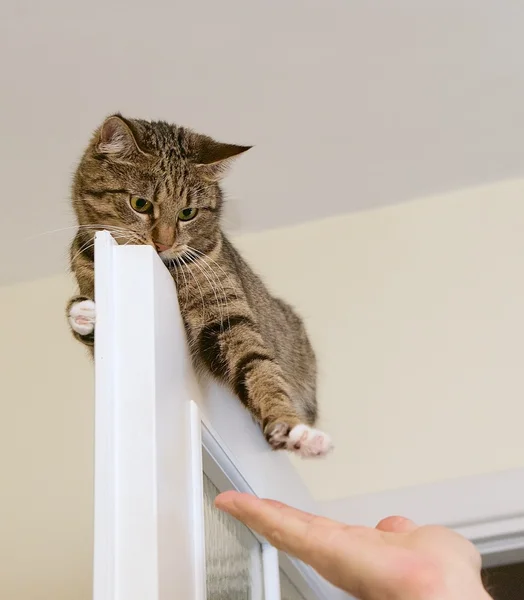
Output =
[
  {"x1": 130, "y1": 196, "x2": 153, "y2": 214},
  {"x1": 178, "y1": 207, "x2": 199, "y2": 221}
]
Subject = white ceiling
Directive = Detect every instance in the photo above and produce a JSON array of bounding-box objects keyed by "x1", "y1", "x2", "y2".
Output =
[{"x1": 2, "y1": 1, "x2": 524, "y2": 284}]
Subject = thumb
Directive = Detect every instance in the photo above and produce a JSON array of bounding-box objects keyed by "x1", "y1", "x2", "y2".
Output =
[{"x1": 376, "y1": 516, "x2": 418, "y2": 534}]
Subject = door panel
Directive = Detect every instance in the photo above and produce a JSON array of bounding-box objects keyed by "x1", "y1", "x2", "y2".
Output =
[{"x1": 203, "y1": 474, "x2": 264, "y2": 599}]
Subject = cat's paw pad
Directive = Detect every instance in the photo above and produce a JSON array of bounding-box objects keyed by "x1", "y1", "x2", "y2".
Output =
[
  {"x1": 287, "y1": 424, "x2": 333, "y2": 458},
  {"x1": 69, "y1": 300, "x2": 96, "y2": 336}
]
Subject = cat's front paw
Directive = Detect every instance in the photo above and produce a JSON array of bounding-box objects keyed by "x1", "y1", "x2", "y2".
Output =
[
  {"x1": 69, "y1": 299, "x2": 96, "y2": 336},
  {"x1": 288, "y1": 424, "x2": 333, "y2": 458},
  {"x1": 266, "y1": 422, "x2": 333, "y2": 458}
]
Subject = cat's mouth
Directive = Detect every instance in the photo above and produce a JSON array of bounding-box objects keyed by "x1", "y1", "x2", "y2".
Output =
[
  {"x1": 159, "y1": 249, "x2": 197, "y2": 269},
  {"x1": 154, "y1": 241, "x2": 172, "y2": 253},
  {"x1": 155, "y1": 244, "x2": 182, "y2": 260}
]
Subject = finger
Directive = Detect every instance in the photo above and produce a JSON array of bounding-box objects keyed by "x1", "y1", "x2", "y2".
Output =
[
  {"x1": 215, "y1": 492, "x2": 312, "y2": 555},
  {"x1": 215, "y1": 492, "x2": 385, "y2": 597},
  {"x1": 260, "y1": 498, "x2": 341, "y2": 529},
  {"x1": 215, "y1": 491, "x2": 345, "y2": 558},
  {"x1": 216, "y1": 492, "x2": 337, "y2": 527},
  {"x1": 376, "y1": 515, "x2": 418, "y2": 533},
  {"x1": 257, "y1": 498, "x2": 317, "y2": 521}
]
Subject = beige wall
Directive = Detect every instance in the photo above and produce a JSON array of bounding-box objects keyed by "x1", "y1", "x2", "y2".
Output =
[
  {"x1": 0, "y1": 276, "x2": 93, "y2": 600},
  {"x1": 235, "y1": 178, "x2": 524, "y2": 500},
  {"x1": 1, "y1": 178, "x2": 524, "y2": 598}
]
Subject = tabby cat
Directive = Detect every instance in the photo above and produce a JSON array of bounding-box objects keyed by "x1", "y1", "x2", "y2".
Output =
[{"x1": 67, "y1": 115, "x2": 332, "y2": 457}]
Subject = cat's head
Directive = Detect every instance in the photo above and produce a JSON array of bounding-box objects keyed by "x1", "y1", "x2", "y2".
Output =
[{"x1": 72, "y1": 114, "x2": 250, "y2": 261}]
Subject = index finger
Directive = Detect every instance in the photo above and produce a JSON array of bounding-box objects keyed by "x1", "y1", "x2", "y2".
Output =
[
  {"x1": 215, "y1": 491, "x2": 345, "y2": 558},
  {"x1": 215, "y1": 492, "x2": 413, "y2": 599}
]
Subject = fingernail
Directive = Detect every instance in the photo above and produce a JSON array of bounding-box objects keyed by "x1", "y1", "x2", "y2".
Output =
[{"x1": 214, "y1": 493, "x2": 232, "y2": 513}]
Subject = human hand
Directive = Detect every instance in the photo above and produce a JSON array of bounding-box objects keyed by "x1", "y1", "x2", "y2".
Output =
[{"x1": 215, "y1": 492, "x2": 491, "y2": 600}]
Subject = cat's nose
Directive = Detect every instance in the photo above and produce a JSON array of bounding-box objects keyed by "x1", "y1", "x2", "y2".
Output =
[{"x1": 154, "y1": 241, "x2": 172, "y2": 252}]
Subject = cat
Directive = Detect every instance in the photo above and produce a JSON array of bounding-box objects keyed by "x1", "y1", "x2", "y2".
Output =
[{"x1": 67, "y1": 114, "x2": 332, "y2": 457}]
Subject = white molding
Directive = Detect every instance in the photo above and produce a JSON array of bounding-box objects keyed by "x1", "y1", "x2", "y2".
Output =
[
  {"x1": 458, "y1": 515, "x2": 524, "y2": 567},
  {"x1": 189, "y1": 401, "x2": 206, "y2": 600},
  {"x1": 93, "y1": 233, "x2": 202, "y2": 600},
  {"x1": 479, "y1": 535, "x2": 524, "y2": 568},
  {"x1": 250, "y1": 544, "x2": 265, "y2": 600},
  {"x1": 321, "y1": 468, "x2": 524, "y2": 528},
  {"x1": 262, "y1": 544, "x2": 281, "y2": 600},
  {"x1": 321, "y1": 468, "x2": 524, "y2": 566},
  {"x1": 93, "y1": 232, "x2": 117, "y2": 600}
]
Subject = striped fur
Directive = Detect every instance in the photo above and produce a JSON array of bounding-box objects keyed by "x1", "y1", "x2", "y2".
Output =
[{"x1": 67, "y1": 115, "x2": 326, "y2": 453}]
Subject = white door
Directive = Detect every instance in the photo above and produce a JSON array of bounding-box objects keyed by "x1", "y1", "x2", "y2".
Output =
[{"x1": 92, "y1": 232, "x2": 347, "y2": 600}]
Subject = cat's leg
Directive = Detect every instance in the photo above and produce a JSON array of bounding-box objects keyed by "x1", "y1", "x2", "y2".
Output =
[
  {"x1": 197, "y1": 315, "x2": 332, "y2": 457},
  {"x1": 68, "y1": 244, "x2": 95, "y2": 348},
  {"x1": 67, "y1": 295, "x2": 96, "y2": 347}
]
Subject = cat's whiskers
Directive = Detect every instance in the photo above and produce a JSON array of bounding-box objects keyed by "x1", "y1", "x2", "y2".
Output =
[
  {"x1": 69, "y1": 232, "x2": 137, "y2": 264},
  {"x1": 171, "y1": 258, "x2": 190, "y2": 310},
  {"x1": 79, "y1": 225, "x2": 134, "y2": 236},
  {"x1": 77, "y1": 225, "x2": 144, "y2": 244},
  {"x1": 185, "y1": 247, "x2": 234, "y2": 299},
  {"x1": 70, "y1": 242, "x2": 97, "y2": 265},
  {"x1": 178, "y1": 255, "x2": 206, "y2": 326},
  {"x1": 187, "y1": 246, "x2": 238, "y2": 292},
  {"x1": 185, "y1": 249, "x2": 232, "y2": 332},
  {"x1": 69, "y1": 235, "x2": 107, "y2": 264},
  {"x1": 168, "y1": 256, "x2": 188, "y2": 307},
  {"x1": 27, "y1": 223, "x2": 133, "y2": 240},
  {"x1": 186, "y1": 254, "x2": 227, "y2": 334}
]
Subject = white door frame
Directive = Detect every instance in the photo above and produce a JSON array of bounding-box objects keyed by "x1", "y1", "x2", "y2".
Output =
[
  {"x1": 93, "y1": 231, "x2": 346, "y2": 600},
  {"x1": 94, "y1": 233, "x2": 204, "y2": 600}
]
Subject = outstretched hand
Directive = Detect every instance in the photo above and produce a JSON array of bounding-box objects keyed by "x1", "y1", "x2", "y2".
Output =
[{"x1": 215, "y1": 491, "x2": 490, "y2": 600}]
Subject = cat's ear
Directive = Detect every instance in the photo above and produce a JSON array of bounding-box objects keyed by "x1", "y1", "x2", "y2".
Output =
[
  {"x1": 193, "y1": 136, "x2": 251, "y2": 181},
  {"x1": 97, "y1": 115, "x2": 140, "y2": 157}
]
